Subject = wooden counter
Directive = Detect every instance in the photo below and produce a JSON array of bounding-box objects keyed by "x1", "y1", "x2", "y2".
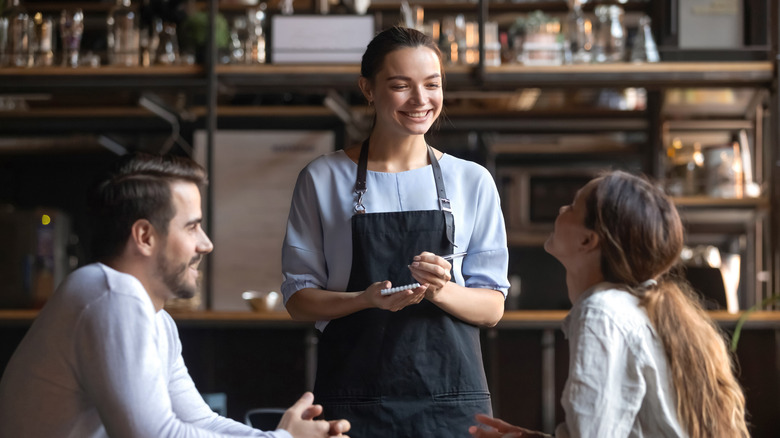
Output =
[{"x1": 3, "y1": 309, "x2": 780, "y2": 328}]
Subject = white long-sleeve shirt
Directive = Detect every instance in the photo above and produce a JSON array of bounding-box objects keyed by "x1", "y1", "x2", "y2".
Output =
[
  {"x1": 555, "y1": 283, "x2": 685, "y2": 438},
  {"x1": 0, "y1": 263, "x2": 291, "y2": 438}
]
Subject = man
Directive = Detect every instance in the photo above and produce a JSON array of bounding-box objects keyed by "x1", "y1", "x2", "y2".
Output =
[{"x1": 0, "y1": 153, "x2": 350, "y2": 438}]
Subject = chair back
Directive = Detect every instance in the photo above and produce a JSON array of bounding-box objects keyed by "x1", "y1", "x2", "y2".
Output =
[{"x1": 244, "y1": 407, "x2": 286, "y2": 431}]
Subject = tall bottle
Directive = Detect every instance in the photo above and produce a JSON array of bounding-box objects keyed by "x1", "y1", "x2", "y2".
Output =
[
  {"x1": 630, "y1": 15, "x2": 660, "y2": 63},
  {"x1": 0, "y1": 0, "x2": 32, "y2": 67},
  {"x1": 107, "y1": 0, "x2": 140, "y2": 66}
]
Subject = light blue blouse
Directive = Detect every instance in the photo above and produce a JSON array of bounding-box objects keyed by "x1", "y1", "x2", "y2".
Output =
[{"x1": 281, "y1": 149, "x2": 510, "y2": 331}]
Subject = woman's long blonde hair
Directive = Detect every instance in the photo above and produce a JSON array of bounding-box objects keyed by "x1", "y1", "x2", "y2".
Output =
[{"x1": 584, "y1": 171, "x2": 749, "y2": 437}]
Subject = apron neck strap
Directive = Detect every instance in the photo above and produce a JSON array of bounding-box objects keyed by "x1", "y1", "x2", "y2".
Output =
[
  {"x1": 354, "y1": 139, "x2": 455, "y2": 246},
  {"x1": 356, "y1": 138, "x2": 370, "y2": 194},
  {"x1": 427, "y1": 145, "x2": 450, "y2": 213}
]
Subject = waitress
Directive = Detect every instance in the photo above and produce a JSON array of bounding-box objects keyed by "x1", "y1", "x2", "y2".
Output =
[{"x1": 281, "y1": 26, "x2": 509, "y2": 437}]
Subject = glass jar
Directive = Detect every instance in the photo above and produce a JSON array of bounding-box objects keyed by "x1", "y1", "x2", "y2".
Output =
[
  {"x1": 107, "y1": 0, "x2": 140, "y2": 66},
  {"x1": 0, "y1": 0, "x2": 32, "y2": 67}
]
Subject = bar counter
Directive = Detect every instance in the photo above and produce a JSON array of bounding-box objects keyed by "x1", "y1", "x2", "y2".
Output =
[{"x1": 4, "y1": 308, "x2": 780, "y2": 328}]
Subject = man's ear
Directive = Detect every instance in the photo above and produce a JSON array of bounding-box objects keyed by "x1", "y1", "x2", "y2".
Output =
[
  {"x1": 580, "y1": 230, "x2": 600, "y2": 253},
  {"x1": 358, "y1": 77, "x2": 373, "y2": 103},
  {"x1": 130, "y1": 219, "x2": 157, "y2": 257}
]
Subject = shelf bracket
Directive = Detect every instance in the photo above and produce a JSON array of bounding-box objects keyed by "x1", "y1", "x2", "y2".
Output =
[
  {"x1": 323, "y1": 89, "x2": 370, "y2": 142},
  {"x1": 97, "y1": 135, "x2": 128, "y2": 156},
  {"x1": 138, "y1": 93, "x2": 193, "y2": 156}
]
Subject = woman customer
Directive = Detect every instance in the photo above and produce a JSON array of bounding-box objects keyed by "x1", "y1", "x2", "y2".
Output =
[
  {"x1": 470, "y1": 170, "x2": 749, "y2": 438},
  {"x1": 281, "y1": 26, "x2": 509, "y2": 437}
]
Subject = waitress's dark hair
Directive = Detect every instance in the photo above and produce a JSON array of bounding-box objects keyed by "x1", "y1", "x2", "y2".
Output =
[
  {"x1": 88, "y1": 152, "x2": 207, "y2": 262},
  {"x1": 583, "y1": 170, "x2": 748, "y2": 438},
  {"x1": 360, "y1": 26, "x2": 445, "y2": 85}
]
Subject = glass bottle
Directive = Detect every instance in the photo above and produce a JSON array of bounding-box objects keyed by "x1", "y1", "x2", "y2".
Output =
[
  {"x1": 246, "y1": 6, "x2": 266, "y2": 64},
  {"x1": 0, "y1": 0, "x2": 32, "y2": 67},
  {"x1": 32, "y1": 12, "x2": 53, "y2": 66},
  {"x1": 107, "y1": 0, "x2": 140, "y2": 66},
  {"x1": 59, "y1": 8, "x2": 83, "y2": 68},
  {"x1": 630, "y1": 15, "x2": 660, "y2": 63},
  {"x1": 564, "y1": 0, "x2": 592, "y2": 64},
  {"x1": 154, "y1": 22, "x2": 178, "y2": 65},
  {"x1": 594, "y1": 5, "x2": 625, "y2": 63}
]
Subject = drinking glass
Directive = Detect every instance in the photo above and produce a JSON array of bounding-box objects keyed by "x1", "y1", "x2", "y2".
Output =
[{"x1": 59, "y1": 9, "x2": 83, "y2": 68}]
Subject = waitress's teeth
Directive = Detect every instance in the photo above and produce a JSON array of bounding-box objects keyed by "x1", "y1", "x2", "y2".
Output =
[{"x1": 407, "y1": 111, "x2": 427, "y2": 117}]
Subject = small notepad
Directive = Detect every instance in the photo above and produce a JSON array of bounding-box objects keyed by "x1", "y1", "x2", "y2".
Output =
[{"x1": 380, "y1": 283, "x2": 421, "y2": 296}]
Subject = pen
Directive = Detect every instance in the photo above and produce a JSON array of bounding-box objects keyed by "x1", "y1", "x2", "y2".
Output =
[{"x1": 385, "y1": 253, "x2": 468, "y2": 296}]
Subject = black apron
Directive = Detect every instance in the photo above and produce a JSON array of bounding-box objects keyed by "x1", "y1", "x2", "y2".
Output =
[{"x1": 314, "y1": 140, "x2": 492, "y2": 437}]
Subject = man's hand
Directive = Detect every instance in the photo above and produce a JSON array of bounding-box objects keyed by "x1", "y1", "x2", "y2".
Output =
[{"x1": 277, "y1": 392, "x2": 350, "y2": 438}]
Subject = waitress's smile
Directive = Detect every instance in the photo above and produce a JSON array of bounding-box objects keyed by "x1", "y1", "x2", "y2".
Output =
[{"x1": 400, "y1": 109, "x2": 434, "y2": 121}]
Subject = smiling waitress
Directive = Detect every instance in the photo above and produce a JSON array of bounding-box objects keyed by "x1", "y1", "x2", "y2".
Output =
[{"x1": 280, "y1": 26, "x2": 510, "y2": 437}]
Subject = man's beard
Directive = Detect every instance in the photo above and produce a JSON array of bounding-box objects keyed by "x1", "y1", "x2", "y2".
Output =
[{"x1": 157, "y1": 251, "x2": 201, "y2": 300}]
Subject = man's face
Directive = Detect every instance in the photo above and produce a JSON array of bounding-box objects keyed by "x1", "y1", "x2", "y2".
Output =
[{"x1": 155, "y1": 181, "x2": 213, "y2": 300}]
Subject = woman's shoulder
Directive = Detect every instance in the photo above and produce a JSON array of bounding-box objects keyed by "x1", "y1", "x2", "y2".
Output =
[
  {"x1": 581, "y1": 285, "x2": 637, "y2": 308},
  {"x1": 439, "y1": 153, "x2": 493, "y2": 181},
  {"x1": 299, "y1": 149, "x2": 353, "y2": 177},
  {"x1": 577, "y1": 286, "x2": 650, "y2": 331}
]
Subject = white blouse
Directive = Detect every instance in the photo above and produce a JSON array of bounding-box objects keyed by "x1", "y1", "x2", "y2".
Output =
[{"x1": 556, "y1": 283, "x2": 686, "y2": 438}]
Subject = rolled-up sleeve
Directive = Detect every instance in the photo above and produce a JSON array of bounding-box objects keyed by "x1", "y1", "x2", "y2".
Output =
[
  {"x1": 281, "y1": 166, "x2": 328, "y2": 303},
  {"x1": 459, "y1": 166, "x2": 510, "y2": 295}
]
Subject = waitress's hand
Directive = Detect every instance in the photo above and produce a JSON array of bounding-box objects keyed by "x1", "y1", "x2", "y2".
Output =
[
  {"x1": 469, "y1": 414, "x2": 550, "y2": 438},
  {"x1": 362, "y1": 281, "x2": 427, "y2": 312},
  {"x1": 408, "y1": 251, "x2": 452, "y2": 299}
]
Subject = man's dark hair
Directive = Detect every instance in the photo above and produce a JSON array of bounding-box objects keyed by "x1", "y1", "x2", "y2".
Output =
[{"x1": 88, "y1": 153, "x2": 207, "y2": 262}]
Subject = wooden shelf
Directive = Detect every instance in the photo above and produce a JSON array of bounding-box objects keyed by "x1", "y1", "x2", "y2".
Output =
[
  {"x1": 0, "y1": 65, "x2": 206, "y2": 92},
  {"x1": 4, "y1": 309, "x2": 779, "y2": 329},
  {"x1": 672, "y1": 196, "x2": 770, "y2": 209},
  {"x1": 2, "y1": 62, "x2": 771, "y2": 93},
  {"x1": 482, "y1": 62, "x2": 775, "y2": 89},
  {"x1": 216, "y1": 64, "x2": 475, "y2": 89},
  {"x1": 218, "y1": 62, "x2": 774, "y2": 90},
  {"x1": 0, "y1": 107, "x2": 158, "y2": 118}
]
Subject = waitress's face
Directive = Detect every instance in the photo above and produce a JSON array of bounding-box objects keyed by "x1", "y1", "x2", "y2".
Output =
[{"x1": 365, "y1": 46, "x2": 443, "y2": 137}]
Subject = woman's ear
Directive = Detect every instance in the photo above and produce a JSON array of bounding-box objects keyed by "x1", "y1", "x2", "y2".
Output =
[
  {"x1": 580, "y1": 230, "x2": 600, "y2": 253},
  {"x1": 358, "y1": 77, "x2": 373, "y2": 103},
  {"x1": 130, "y1": 219, "x2": 157, "y2": 257}
]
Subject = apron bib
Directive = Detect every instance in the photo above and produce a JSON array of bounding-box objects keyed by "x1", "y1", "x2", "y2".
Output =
[{"x1": 314, "y1": 140, "x2": 491, "y2": 437}]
